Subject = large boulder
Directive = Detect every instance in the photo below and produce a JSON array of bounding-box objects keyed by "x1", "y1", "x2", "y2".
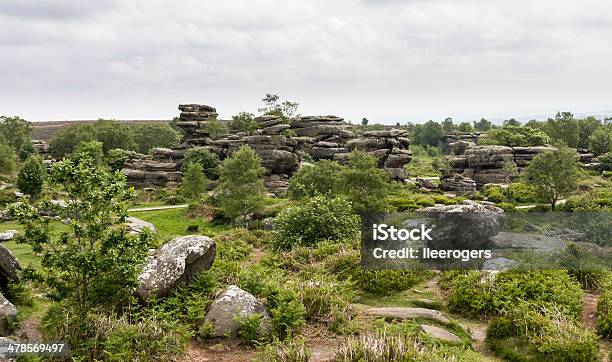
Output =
[
  {"x1": 0, "y1": 292, "x2": 17, "y2": 336},
  {"x1": 439, "y1": 174, "x2": 477, "y2": 195},
  {"x1": 136, "y1": 235, "x2": 216, "y2": 300},
  {"x1": 126, "y1": 217, "x2": 157, "y2": 236},
  {"x1": 0, "y1": 245, "x2": 21, "y2": 288},
  {"x1": 199, "y1": 285, "x2": 271, "y2": 339},
  {"x1": 424, "y1": 200, "x2": 504, "y2": 249}
]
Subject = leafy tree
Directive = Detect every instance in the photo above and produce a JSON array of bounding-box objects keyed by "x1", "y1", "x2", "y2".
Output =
[
  {"x1": 288, "y1": 160, "x2": 344, "y2": 199},
  {"x1": 544, "y1": 112, "x2": 580, "y2": 148},
  {"x1": 341, "y1": 151, "x2": 388, "y2": 214},
  {"x1": 17, "y1": 154, "x2": 45, "y2": 200},
  {"x1": 599, "y1": 152, "x2": 612, "y2": 171},
  {"x1": 18, "y1": 142, "x2": 37, "y2": 161},
  {"x1": 106, "y1": 148, "x2": 131, "y2": 172},
  {"x1": 202, "y1": 118, "x2": 229, "y2": 139},
  {"x1": 522, "y1": 148, "x2": 582, "y2": 210},
  {"x1": 361, "y1": 118, "x2": 369, "y2": 126},
  {"x1": 49, "y1": 124, "x2": 96, "y2": 158},
  {"x1": 412, "y1": 121, "x2": 444, "y2": 147},
  {"x1": 0, "y1": 139, "x2": 17, "y2": 174},
  {"x1": 132, "y1": 124, "x2": 180, "y2": 154},
  {"x1": 92, "y1": 120, "x2": 136, "y2": 153},
  {"x1": 0, "y1": 116, "x2": 32, "y2": 156},
  {"x1": 473, "y1": 118, "x2": 493, "y2": 132},
  {"x1": 181, "y1": 147, "x2": 220, "y2": 178},
  {"x1": 258, "y1": 93, "x2": 299, "y2": 121},
  {"x1": 503, "y1": 118, "x2": 521, "y2": 126},
  {"x1": 180, "y1": 163, "x2": 207, "y2": 201},
  {"x1": 72, "y1": 141, "x2": 104, "y2": 166},
  {"x1": 577, "y1": 116, "x2": 602, "y2": 149},
  {"x1": 9, "y1": 156, "x2": 151, "y2": 313},
  {"x1": 442, "y1": 118, "x2": 455, "y2": 133},
  {"x1": 272, "y1": 196, "x2": 359, "y2": 249},
  {"x1": 231, "y1": 112, "x2": 259, "y2": 135},
  {"x1": 457, "y1": 122, "x2": 473, "y2": 132},
  {"x1": 589, "y1": 126, "x2": 612, "y2": 156},
  {"x1": 479, "y1": 125, "x2": 551, "y2": 147},
  {"x1": 215, "y1": 145, "x2": 266, "y2": 222}
]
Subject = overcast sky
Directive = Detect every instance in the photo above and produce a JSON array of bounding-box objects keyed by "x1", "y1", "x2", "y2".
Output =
[{"x1": 1, "y1": 0, "x2": 611, "y2": 124}]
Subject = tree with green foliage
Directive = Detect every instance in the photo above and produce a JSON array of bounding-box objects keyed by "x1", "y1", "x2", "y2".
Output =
[
  {"x1": 49, "y1": 124, "x2": 96, "y2": 158},
  {"x1": 412, "y1": 121, "x2": 445, "y2": 147},
  {"x1": 17, "y1": 154, "x2": 45, "y2": 200},
  {"x1": 181, "y1": 147, "x2": 220, "y2": 178},
  {"x1": 479, "y1": 125, "x2": 551, "y2": 147},
  {"x1": 503, "y1": 118, "x2": 521, "y2": 126},
  {"x1": 441, "y1": 118, "x2": 454, "y2": 133},
  {"x1": 215, "y1": 145, "x2": 266, "y2": 222},
  {"x1": 577, "y1": 116, "x2": 602, "y2": 149},
  {"x1": 288, "y1": 160, "x2": 344, "y2": 199},
  {"x1": 0, "y1": 139, "x2": 17, "y2": 174},
  {"x1": 72, "y1": 140, "x2": 104, "y2": 166},
  {"x1": 342, "y1": 151, "x2": 388, "y2": 214},
  {"x1": 544, "y1": 112, "x2": 580, "y2": 148},
  {"x1": 181, "y1": 163, "x2": 207, "y2": 201},
  {"x1": 132, "y1": 124, "x2": 181, "y2": 154},
  {"x1": 258, "y1": 93, "x2": 299, "y2": 121},
  {"x1": 473, "y1": 118, "x2": 493, "y2": 132},
  {"x1": 0, "y1": 116, "x2": 32, "y2": 157},
  {"x1": 231, "y1": 112, "x2": 259, "y2": 135},
  {"x1": 457, "y1": 122, "x2": 473, "y2": 132},
  {"x1": 202, "y1": 118, "x2": 229, "y2": 139},
  {"x1": 91, "y1": 120, "x2": 136, "y2": 153},
  {"x1": 106, "y1": 148, "x2": 130, "y2": 172},
  {"x1": 9, "y1": 156, "x2": 151, "y2": 312},
  {"x1": 589, "y1": 126, "x2": 612, "y2": 156},
  {"x1": 522, "y1": 148, "x2": 582, "y2": 210},
  {"x1": 361, "y1": 118, "x2": 369, "y2": 126}
]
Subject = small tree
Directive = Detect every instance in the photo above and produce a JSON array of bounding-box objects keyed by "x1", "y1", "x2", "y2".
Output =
[
  {"x1": 106, "y1": 148, "x2": 130, "y2": 172},
  {"x1": 181, "y1": 163, "x2": 207, "y2": 201},
  {"x1": 522, "y1": 148, "x2": 582, "y2": 210},
  {"x1": 72, "y1": 140, "x2": 104, "y2": 166},
  {"x1": 288, "y1": 160, "x2": 345, "y2": 199},
  {"x1": 0, "y1": 116, "x2": 32, "y2": 156},
  {"x1": 258, "y1": 93, "x2": 299, "y2": 121},
  {"x1": 17, "y1": 154, "x2": 45, "y2": 200},
  {"x1": 231, "y1": 112, "x2": 259, "y2": 135},
  {"x1": 473, "y1": 118, "x2": 493, "y2": 132},
  {"x1": 182, "y1": 147, "x2": 220, "y2": 178},
  {"x1": 361, "y1": 118, "x2": 369, "y2": 126},
  {"x1": 202, "y1": 118, "x2": 229, "y2": 139},
  {"x1": 0, "y1": 139, "x2": 17, "y2": 174},
  {"x1": 9, "y1": 156, "x2": 151, "y2": 313},
  {"x1": 412, "y1": 121, "x2": 445, "y2": 147},
  {"x1": 341, "y1": 151, "x2": 388, "y2": 214},
  {"x1": 589, "y1": 126, "x2": 612, "y2": 156},
  {"x1": 132, "y1": 124, "x2": 180, "y2": 154},
  {"x1": 215, "y1": 145, "x2": 266, "y2": 222}
]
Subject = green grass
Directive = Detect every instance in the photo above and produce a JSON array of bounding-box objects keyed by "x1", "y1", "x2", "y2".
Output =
[{"x1": 355, "y1": 281, "x2": 438, "y2": 308}]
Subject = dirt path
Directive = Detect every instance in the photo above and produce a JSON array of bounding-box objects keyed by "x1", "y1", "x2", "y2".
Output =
[
  {"x1": 582, "y1": 292, "x2": 599, "y2": 330},
  {"x1": 127, "y1": 204, "x2": 188, "y2": 212}
]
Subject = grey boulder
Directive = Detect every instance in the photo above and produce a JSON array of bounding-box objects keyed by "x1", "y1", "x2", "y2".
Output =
[
  {"x1": 136, "y1": 235, "x2": 216, "y2": 300},
  {"x1": 126, "y1": 217, "x2": 157, "y2": 236},
  {"x1": 0, "y1": 245, "x2": 21, "y2": 288},
  {"x1": 0, "y1": 293, "x2": 17, "y2": 336}
]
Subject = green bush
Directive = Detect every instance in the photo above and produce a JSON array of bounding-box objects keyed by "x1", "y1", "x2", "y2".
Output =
[
  {"x1": 17, "y1": 154, "x2": 45, "y2": 200},
  {"x1": 236, "y1": 314, "x2": 266, "y2": 345},
  {"x1": 487, "y1": 303, "x2": 599, "y2": 362},
  {"x1": 288, "y1": 160, "x2": 344, "y2": 199},
  {"x1": 180, "y1": 163, "x2": 207, "y2": 201},
  {"x1": 505, "y1": 183, "x2": 538, "y2": 203},
  {"x1": 106, "y1": 148, "x2": 130, "y2": 172},
  {"x1": 482, "y1": 184, "x2": 504, "y2": 203},
  {"x1": 496, "y1": 202, "x2": 516, "y2": 212},
  {"x1": 599, "y1": 151, "x2": 612, "y2": 171},
  {"x1": 441, "y1": 270, "x2": 583, "y2": 318},
  {"x1": 272, "y1": 196, "x2": 359, "y2": 250},
  {"x1": 258, "y1": 338, "x2": 311, "y2": 362},
  {"x1": 597, "y1": 274, "x2": 612, "y2": 338},
  {"x1": 181, "y1": 147, "x2": 220, "y2": 178},
  {"x1": 0, "y1": 139, "x2": 17, "y2": 174},
  {"x1": 479, "y1": 125, "x2": 551, "y2": 147}
]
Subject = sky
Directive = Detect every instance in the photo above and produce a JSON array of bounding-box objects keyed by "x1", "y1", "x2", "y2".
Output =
[{"x1": 1, "y1": 0, "x2": 612, "y2": 124}]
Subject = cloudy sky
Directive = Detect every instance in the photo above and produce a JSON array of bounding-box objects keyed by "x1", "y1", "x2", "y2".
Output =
[{"x1": 1, "y1": 0, "x2": 611, "y2": 124}]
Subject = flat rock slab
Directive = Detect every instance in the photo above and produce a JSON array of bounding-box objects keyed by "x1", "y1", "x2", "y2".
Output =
[
  {"x1": 126, "y1": 216, "x2": 157, "y2": 236},
  {"x1": 491, "y1": 232, "x2": 565, "y2": 253},
  {"x1": 365, "y1": 307, "x2": 450, "y2": 325},
  {"x1": 420, "y1": 324, "x2": 462, "y2": 343},
  {"x1": 0, "y1": 292, "x2": 17, "y2": 336},
  {"x1": 0, "y1": 231, "x2": 17, "y2": 242}
]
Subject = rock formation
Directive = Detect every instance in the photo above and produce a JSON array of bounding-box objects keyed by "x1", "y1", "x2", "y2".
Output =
[{"x1": 122, "y1": 104, "x2": 414, "y2": 195}]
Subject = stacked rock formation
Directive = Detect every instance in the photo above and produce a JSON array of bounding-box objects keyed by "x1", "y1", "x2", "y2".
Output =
[{"x1": 123, "y1": 104, "x2": 414, "y2": 195}]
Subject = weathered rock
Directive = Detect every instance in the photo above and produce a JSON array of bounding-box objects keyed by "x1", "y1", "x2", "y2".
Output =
[
  {"x1": 137, "y1": 235, "x2": 216, "y2": 300},
  {"x1": 424, "y1": 201, "x2": 504, "y2": 249},
  {"x1": 126, "y1": 217, "x2": 157, "y2": 236},
  {"x1": 440, "y1": 174, "x2": 476, "y2": 195},
  {"x1": 416, "y1": 177, "x2": 438, "y2": 189},
  {"x1": 365, "y1": 307, "x2": 451, "y2": 325},
  {"x1": 0, "y1": 292, "x2": 17, "y2": 336},
  {"x1": 420, "y1": 324, "x2": 462, "y2": 344},
  {"x1": 199, "y1": 285, "x2": 271, "y2": 339},
  {"x1": 465, "y1": 146, "x2": 514, "y2": 168},
  {"x1": 480, "y1": 257, "x2": 518, "y2": 271},
  {"x1": 0, "y1": 231, "x2": 16, "y2": 242},
  {"x1": 0, "y1": 245, "x2": 21, "y2": 288},
  {"x1": 491, "y1": 232, "x2": 566, "y2": 253}
]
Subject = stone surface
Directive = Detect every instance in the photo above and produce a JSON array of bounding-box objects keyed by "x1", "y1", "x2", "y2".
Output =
[
  {"x1": 364, "y1": 307, "x2": 451, "y2": 325},
  {"x1": 480, "y1": 257, "x2": 518, "y2": 271},
  {"x1": 440, "y1": 174, "x2": 476, "y2": 194},
  {"x1": 136, "y1": 235, "x2": 216, "y2": 300},
  {"x1": 0, "y1": 292, "x2": 17, "y2": 336},
  {"x1": 420, "y1": 324, "x2": 462, "y2": 343},
  {"x1": 0, "y1": 231, "x2": 16, "y2": 242},
  {"x1": 126, "y1": 216, "x2": 157, "y2": 236},
  {"x1": 491, "y1": 232, "x2": 566, "y2": 253},
  {"x1": 200, "y1": 285, "x2": 271, "y2": 339},
  {"x1": 0, "y1": 245, "x2": 20, "y2": 288}
]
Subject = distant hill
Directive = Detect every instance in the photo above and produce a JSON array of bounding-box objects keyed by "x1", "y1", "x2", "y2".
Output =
[{"x1": 31, "y1": 120, "x2": 171, "y2": 142}]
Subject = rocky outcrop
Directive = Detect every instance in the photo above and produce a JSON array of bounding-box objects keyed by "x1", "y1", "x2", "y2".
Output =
[
  {"x1": 0, "y1": 292, "x2": 17, "y2": 336},
  {"x1": 0, "y1": 231, "x2": 16, "y2": 242},
  {"x1": 124, "y1": 104, "x2": 414, "y2": 194},
  {"x1": 439, "y1": 174, "x2": 477, "y2": 195},
  {"x1": 0, "y1": 245, "x2": 20, "y2": 289},
  {"x1": 443, "y1": 133, "x2": 482, "y2": 154},
  {"x1": 199, "y1": 285, "x2": 271, "y2": 339},
  {"x1": 136, "y1": 235, "x2": 216, "y2": 300},
  {"x1": 125, "y1": 217, "x2": 157, "y2": 236}
]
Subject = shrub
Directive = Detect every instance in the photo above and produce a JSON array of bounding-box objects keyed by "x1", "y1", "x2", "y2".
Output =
[
  {"x1": 288, "y1": 160, "x2": 344, "y2": 199},
  {"x1": 17, "y1": 154, "x2": 45, "y2": 200},
  {"x1": 597, "y1": 274, "x2": 612, "y2": 338},
  {"x1": 0, "y1": 140, "x2": 17, "y2": 174},
  {"x1": 180, "y1": 163, "x2": 207, "y2": 201},
  {"x1": 131, "y1": 124, "x2": 180, "y2": 154},
  {"x1": 496, "y1": 202, "x2": 516, "y2": 212},
  {"x1": 479, "y1": 125, "x2": 551, "y2": 147},
  {"x1": 342, "y1": 151, "x2": 389, "y2": 214},
  {"x1": 231, "y1": 112, "x2": 259, "y2": 135},
  {"x1": 505, "y1": 183, "x2": 537, "y2": 203},
  {"x1": 589, "y1": 126, "x2": 612, "y2": 156},
  {"x1": 272, "y1": 196, "x2": 359, "y2": 250},
  {"x1": 215, "y1": 145, "x2": 266, "y2": 223},
  {"x1": 599, "y1": 151, "x2": 612, "y2": 171},
  {"x1": 202, "y1": 118, "x2": 229, "y2": 139},
  {"x1": 0, "y1": 116, "x2": 32, "y2": 158},
  {"x1": 72, "y1": 140, "x2": 104, "y2": 165},
  {"x1": 482, "y1": 184, "x2": 504, "y2": 203},
  {"x1": 487, "y1": 303, "x2": 600, "y2": 361},
  {"x1": 106, "y1": 148, "x2": 130, "y2": 172},
  {"x1": 258, "y1": 338, "x2": 311, "y2": 362},
  {"x1": 181, "y1": 147, "x2": 220, "y2": 178},
  {"x1": 236, "y1": 314, "x2": 266, "y2": 345}
]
